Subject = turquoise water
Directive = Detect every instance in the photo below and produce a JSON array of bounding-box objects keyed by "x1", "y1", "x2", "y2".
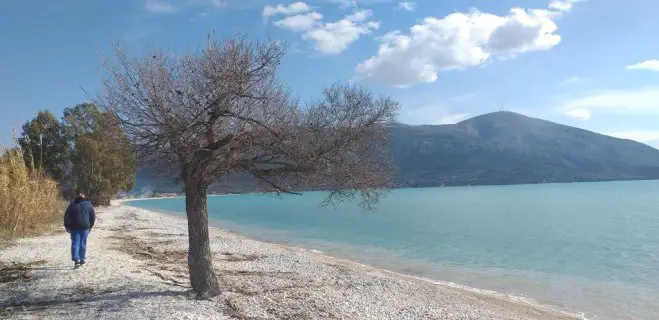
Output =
[{"x1": 128, "y1": 180, "x2": 659, "y2": 319}]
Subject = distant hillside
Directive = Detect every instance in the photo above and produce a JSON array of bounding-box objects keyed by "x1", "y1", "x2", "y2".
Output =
[
  {"x1": 390, "y1": 111, "x2": 659, "y2": 187},
  {"x1": 133, "y1": 112, "x2": 659, "y2": 194}
]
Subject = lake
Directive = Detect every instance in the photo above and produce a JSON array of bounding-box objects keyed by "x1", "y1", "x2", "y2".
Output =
[{"x1": 127, "y1": 180, "x2": 659, "y2": 319}]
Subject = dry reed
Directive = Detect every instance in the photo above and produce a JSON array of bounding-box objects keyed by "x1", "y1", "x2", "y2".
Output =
[{"x1": 0, "y1": 140, "x2": 60, "y2": 238}]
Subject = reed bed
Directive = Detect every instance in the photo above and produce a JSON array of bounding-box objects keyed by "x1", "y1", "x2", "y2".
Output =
[{"x1": 0, "y1": 143, "x2": 60, "y2": 238}]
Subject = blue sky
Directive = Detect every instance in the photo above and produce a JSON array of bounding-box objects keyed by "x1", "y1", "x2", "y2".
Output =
[{"x1": 1, "y1": 0, "x2": 658, "y2": 147}]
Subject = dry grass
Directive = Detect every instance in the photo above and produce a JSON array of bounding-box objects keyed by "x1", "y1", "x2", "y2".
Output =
[{"x1": 0, "y1": 143, "x2": 61, "y2": 239}]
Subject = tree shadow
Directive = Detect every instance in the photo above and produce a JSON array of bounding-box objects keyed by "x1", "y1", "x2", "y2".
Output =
[
  {"x1": 28, "y1": 266, "x2": 73, "y2": 271},
  {"x1": 1, "y1": 286, "x2": 190, "y2": 317},
  {"x1": 0, "y1": 260, "x2": 47, "y2": 283}
]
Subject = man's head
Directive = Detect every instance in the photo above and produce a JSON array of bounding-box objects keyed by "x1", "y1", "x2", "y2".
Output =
[{"x1": 75, "y1": 190, "x2": 85, "y2": 199}]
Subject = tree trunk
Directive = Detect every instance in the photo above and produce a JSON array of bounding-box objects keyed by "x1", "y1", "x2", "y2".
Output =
[{"x1": 184, "y1": 179, "x2": 221, "y2": 298}]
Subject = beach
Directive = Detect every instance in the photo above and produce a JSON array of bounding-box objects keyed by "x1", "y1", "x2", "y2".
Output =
[{"x1": 0, "y1": 202, "x2": 581, "y2": 320}]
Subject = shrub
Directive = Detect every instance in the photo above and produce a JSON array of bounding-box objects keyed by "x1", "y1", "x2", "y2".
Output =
[{"x1": 0, "y1": 142, "x2": 60, "y2": 237}]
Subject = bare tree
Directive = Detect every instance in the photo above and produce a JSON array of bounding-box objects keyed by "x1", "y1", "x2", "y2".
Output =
[{"x1": 99, "y1": 34, "x2": 398, "y2": 298}]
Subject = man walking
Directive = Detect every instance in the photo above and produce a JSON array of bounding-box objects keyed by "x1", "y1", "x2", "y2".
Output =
[{"x1": 64, "y1": 191, "x2": 96, "y2": 269}]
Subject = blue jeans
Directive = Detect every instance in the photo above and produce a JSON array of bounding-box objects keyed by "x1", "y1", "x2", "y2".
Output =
[{"x1": 70, "y1": 229, "x2": 90, "y2": 262}]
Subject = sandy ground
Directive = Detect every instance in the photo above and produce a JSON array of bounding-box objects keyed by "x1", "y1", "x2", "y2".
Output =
[{"x1": 0, "y1": 203, "x2": 581, "y2": 320}]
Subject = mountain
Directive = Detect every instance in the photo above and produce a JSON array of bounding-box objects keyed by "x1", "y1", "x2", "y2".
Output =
[
  {"x1": 133, "y1": 112, "x2": 659, "y2": 194},
  {"x1": 390, "y1": 111, "x2": 659, "y2": 187}
]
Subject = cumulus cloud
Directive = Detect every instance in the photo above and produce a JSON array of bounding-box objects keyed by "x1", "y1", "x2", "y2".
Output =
[
  {"x1": 487, "y1": 9, "x2": 560, "y2": 54},
  {"x1": 565, "y1": 108, "x2": 591, "y2": 120},
  {"x1": 304, "y1": 20, "x2": 380, "y2": 55},
  {"x1": 145, "y1": 0, "x2": 177, "y2": 14},
  {"x1": 267, "y1": 4, "x2": 379, "y2": 55},
  {"x1": 329, "y1": 0, "x2": 357, "y2": 9},
  {"x1": 561, "y1": 87, "x2": 659, "y2": 119},
  {"x1": 626, "y1": 59, "x2": 659, "y2": 72},
  {"x1": 549, "y1": 0, "x2": 584, "y2": 12},
  {"x1": 274, "y1": 12, "x2": 323, "y2": 31},
  {"x1": 346, "y1": 9, "x2": 372, "y2": 21},
  {"x1": 263, "y1": 2, "x2": 312, "y2": 20},
  {"x1": 355, "y1": 3, "x2": 575, "y2": 87},
  {"x1": 398, "y1": 2, "x2": 416, "y2": 12}
]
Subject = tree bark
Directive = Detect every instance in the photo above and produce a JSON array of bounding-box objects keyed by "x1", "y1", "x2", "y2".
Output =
[{"x1": 184, "y1": 178, "x2": 222, "y2": 298}]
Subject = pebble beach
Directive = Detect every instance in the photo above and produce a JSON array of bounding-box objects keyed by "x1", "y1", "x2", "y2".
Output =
[{"x1": 0, "y1": 202, "x2": 582, "y2": 320}]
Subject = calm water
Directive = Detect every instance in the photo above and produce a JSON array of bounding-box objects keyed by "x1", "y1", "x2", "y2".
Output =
[{"x1": 128, "y1": 180, "x2": 659, "y2": 319}]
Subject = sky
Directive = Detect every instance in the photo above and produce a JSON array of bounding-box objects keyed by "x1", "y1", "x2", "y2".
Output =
[{"x1": 1, "y1": 0, "x2": 658, "y2": 147}]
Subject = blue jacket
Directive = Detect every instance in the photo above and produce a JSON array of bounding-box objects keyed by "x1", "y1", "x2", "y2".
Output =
[{"x1": 64, "y1": 197, "x2": 96, "y2": 231}]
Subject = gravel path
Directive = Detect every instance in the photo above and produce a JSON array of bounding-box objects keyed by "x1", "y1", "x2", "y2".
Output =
[{"x1": 0, "y1": 204, "x2": 581, "y2": 320}]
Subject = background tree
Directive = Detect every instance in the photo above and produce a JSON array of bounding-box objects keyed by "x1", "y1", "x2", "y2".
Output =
[
  {"x1": 99, "y1": 35, "x2": 398, "y2": 298},
  {"x1": 63, "y1": 103, "x2": 136, "y2": 205},
  {"x1": 18, "y1": 110, "x2": 69, "y2": 184}
]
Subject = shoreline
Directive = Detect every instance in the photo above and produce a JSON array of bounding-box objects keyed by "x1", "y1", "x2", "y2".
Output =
[
  {"x1": 1, "y1": 202, "x2": 583, "y2": 319},
  {"x1": 120, "y1": 201, "x2": 585, "y2": 319},
  {"x1": 123, "y1": 177, "x2": 659, "y2": 200},
  {"x1": 131, "y1": 205, "x2": 573, "y2": 314},
  {"x1": 115, "y1": 193, "x2": 237, "y2": 203}
]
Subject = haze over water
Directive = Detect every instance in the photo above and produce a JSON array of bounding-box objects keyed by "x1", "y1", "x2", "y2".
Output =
[{"x1": 128, "y1": 180, "x2": 659, "y2": 319}]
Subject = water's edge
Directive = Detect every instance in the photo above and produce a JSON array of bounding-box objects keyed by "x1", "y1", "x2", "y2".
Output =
[{"x1": 122, "y1": 200, "x2": 587, "y2": 319}]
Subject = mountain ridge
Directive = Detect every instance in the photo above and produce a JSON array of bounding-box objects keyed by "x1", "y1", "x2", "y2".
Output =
[
  {"x1": 390, "y1": 111, "x2": 659, "y2": 187},
  {"x1": 134, "y1": 112, "x2": 659, "y2": 194}
]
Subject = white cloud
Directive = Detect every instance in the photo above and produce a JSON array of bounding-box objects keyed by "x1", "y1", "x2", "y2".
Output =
[
  {"x1": 565, "y1": 108, "x2": 591, "y2": 120},
  {"x1": 434, "y1": 113, "x2": 471, "y2": 125},
  {"x1": 268, "y1": 6, "x2": 379, "y2": 55},
  {"x1": 487, "y1": 9, "x2": 560, "y2": 54},
  {"x1": 355, "y1": 5, "x2": 568, "y2": 87},
  {"x1": 560, "y1": 87, "x2": 659, "y2": 118},
  {"x1": 304, "y1": 19, "x2": 379, "y2": 54},
  {"x1": 345, "y1": 9, "x2": 372, "y2": 22},
  {"x1": 329, "y1": 0, "x2": 357, "y2": 9},
  {"x1": 145, "y1": 0, "x2": 177, "y2": 14},
  {"x1": 274, "y1": 12, "x2": 323, "y2": 31},
  {"x1": 626, "y1": 59, "x2": 659, "y2": 72},
  {"x1": 548, "y1": 0, "x2": 583, "y2": 12},
  {"x1": 398, "y1": 2, "x2": 416, "y2": 12},
  {"x1": 263, "y1": 2, "x2": 311, "y2": 20}
]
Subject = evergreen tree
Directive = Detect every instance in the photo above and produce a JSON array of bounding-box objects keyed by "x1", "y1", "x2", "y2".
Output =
[
  {"x1": 63, "y1": 103, "x2": 135, "y2": 205},
  {"x1": 18, "y1": 110, "x2": 69, "y2": 184}
]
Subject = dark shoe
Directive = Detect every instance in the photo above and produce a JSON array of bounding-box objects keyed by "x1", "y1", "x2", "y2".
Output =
[
  {"x1": 74, "y1": 261, "x2": 80, "y2": 269},
  {"x1": 79, "y1": 260, "x2": 86, "y2": 266}
]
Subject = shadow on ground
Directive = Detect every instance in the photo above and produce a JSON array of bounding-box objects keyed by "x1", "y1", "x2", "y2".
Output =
[
  {"x1": 0, "y1": 285, "x2": 188, "y2": 318},
  {"x1": 0, "y1": 260, "x2": 47, "y2": 283}
]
